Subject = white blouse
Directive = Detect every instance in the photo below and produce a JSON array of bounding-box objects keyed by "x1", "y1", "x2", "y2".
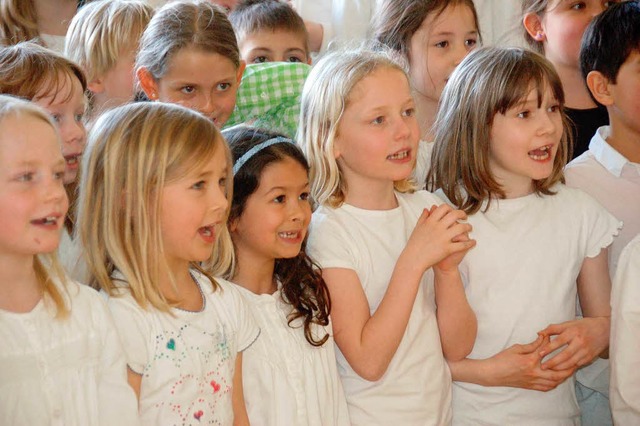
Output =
[
  {"x1": 0, "y1": 280, "x2": 139, "y2": 426},
  {"x1": 236, "y1": 285, "x2": 350, "y2": 426}
]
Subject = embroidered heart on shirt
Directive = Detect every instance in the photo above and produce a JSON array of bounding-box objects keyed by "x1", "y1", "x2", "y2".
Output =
[
  {"x1": 210, "y1": 380, "x2": 221, "y2": 393},
  {"x1": 194, "y1": 410, "x2": 203, "y2": 421},
  {"x1": 167, "y1": 338, "x2": 175, "y2": 350}
]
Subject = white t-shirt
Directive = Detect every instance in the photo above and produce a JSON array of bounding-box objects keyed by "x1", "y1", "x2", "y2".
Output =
[
  {"x1": 441, "y1": 185, "x2": 621, "y2": 425},
  {"x1": 235, "y1": 285, "x2": 350, "y2": 426},
  {"x1": 106, "y1": 271, "x2": 260, "y2": 426},
  {"x1": 307, "y1": 190, "x2": 452, "y2": 426},
  {"x1": 0, "y1": 279, "x2": 139, "y2": 426},
  {"x1": 610, "y1": 234, "x2": 640, "y2": 424}
]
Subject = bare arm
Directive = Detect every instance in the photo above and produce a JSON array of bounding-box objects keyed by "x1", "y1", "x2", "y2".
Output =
[
  {"x1": 538, "y1": 248, "x2": 611, "y2": 370},
  {"x1": 326, "y1": 205, "x2": 474, "y2": 381},
  {"x1": 232, "y1": 353, "x2": 250, "y2": 426},
  {"x1": 127, "y1": 367, "x2": 142, "y2": 400}
]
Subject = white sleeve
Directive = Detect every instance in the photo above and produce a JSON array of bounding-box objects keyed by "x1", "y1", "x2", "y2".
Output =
[
  {"x1": 577, "y1": 190, "x2": 622, "y2": 258},
  {"x1": 105, "y1": 294, "x2": 152, "y2": 375},
  {"x1": 307, "y1": 211, "x2": 357, "y2": 271},
  {"x1": 610, "y1": 235, "x2": 640, "y2": 424},
  {"x1": 85, "y1": 290, "x2": 141, "y2": 426},
  {"x1": 216, "y1": 279, "x2": 260, "y2": 352}
]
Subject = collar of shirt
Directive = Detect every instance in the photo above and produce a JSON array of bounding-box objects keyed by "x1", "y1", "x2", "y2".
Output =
[{"x1": 588, "y1": 126, "x2": 636, "y2": 178}]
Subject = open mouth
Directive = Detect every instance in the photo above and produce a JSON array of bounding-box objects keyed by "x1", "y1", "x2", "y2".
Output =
[
  {"x1": 31, "y1": 216, "x2": 59, "y2": 226},
  {"x1": 64, "y1": 154, "x2": 81, "y2": 167},
  {"x1": 387, "y1": 150, "x2": 410, "y2": 160},
  {"x1": 198, "y1": 225, "x2": 216, "y2": 242},
  {"x1": 278, "y1": 231, "x2": 301, "y2": 240},
  {"x1": 528, "y1": 145, "x2": 552, "y2": 161}
]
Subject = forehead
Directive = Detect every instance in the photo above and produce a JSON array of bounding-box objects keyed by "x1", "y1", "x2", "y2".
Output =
[
  {"x1": 164, "y1": 47, "x2": 238, "y2": 80},
  {"x1": 34, "y1": 71, "x2": 84, "y2": 108},
  {"x1": 242, "y1": 29, "x2": 307, "y2": 48},
  {"x1": 348, "y1": 67, "x2": 409, "y2": 102},
  {"x1": 0, "y1": 114, "x2": 60, "y2": 160}
]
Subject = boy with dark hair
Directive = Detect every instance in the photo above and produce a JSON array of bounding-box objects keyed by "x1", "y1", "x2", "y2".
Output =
[
  {"x1": 565, "y1": 2, "x2": 640, "y2": 425},
  {"x1": 229, "y1": 0, "x2": 310, "y2": 64}
]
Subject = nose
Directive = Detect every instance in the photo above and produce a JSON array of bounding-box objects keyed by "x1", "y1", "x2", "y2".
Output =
[
  {"x1": 288, "y1": 198, "x2": 307, "y2": 222},
  {"x1": 394, "y1": 114, "x2": 413, "y2": 141},
  {"x1": 60, "y1": 119, "x2": 86, "y2": 153},
  {"x1": 453, "y1": 43, "x2": 469, "y2": 67},
  {"x1": 210, "y1": 183, "x2": 229, "y2": 214},
  {"x1": 199, "y1": 93, "x2": 216, "y2": 118},
  {"x1": 537, "y1": 109, "x2": 558, "y2": 135},
  {"x1": 45, "y1": 175, "x2": 69, "y2": 210}
]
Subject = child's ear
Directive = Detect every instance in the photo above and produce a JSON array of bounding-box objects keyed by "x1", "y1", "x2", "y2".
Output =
[
  {"x1": 586, "y1": 71, "x2": 613, "y2": 106},
  {"x1": 87, "y1": 77, "x2": 105, "y2": 94},
  {"x1": 228, "y1": 217, "x2": 239, "y2": 233},
  {"x1": 136, "y1": 67, "x2": 159, "y2": 100},
  {"x1": 523, "y1": 13, "x2": 546, "y2": 42},
  {"x1": 236, "y1": 60, "x2": 246, "y2": 84}
]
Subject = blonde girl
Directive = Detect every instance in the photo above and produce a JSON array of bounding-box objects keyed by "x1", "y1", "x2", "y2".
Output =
[
  {"x1": 136, "y1": 0, "x2": 245, "y2": 128},
  {"x1": 221, "y1": 125, "x2": 350, "y2": 425},
  {"x1": 0, "y1": 42, "x2": 87, "y2": 276},
  {"x1": 77, "y1": 102, "x2": 259, "y2": 425},
  {"x1": 522, "y1": 0, "x2": 620, "y2": 159},
  {"x1": 0, "y1": 0, "x2": 81, "y2": 53},
  {"x1": 372, "y1": 0, "x2": 481, "y2": 186},
  {"x1": 299, "y1": 46, "x2": 477, "y2": 425},
  {"x1": 428, "y1": 47, "x2": 620, "y2": 425},
  {"x1": 0, "y1": 94, "x2": 138, "y2": 425}
]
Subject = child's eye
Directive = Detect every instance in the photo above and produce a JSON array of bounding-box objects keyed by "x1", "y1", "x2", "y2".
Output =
[
  {"x1": 53, "y1": 170, "x2": 65, "y2": 180},
  {"x1": 17, "y1": 172, "x2": 34, "y2": 182},
  {"x1": 191, "y1": 180, "x2": 205, "y2": 190},
  {"x1": 217, "y1": 82, "x2": 231, "y2": 91},
  {"x1": 548, "y1": 104, "x2": 560, "y2": 113},
  {"x1": 287, "y1": 56, "x2": 303, "y2": 63},
  {"x1": 465, "y1": 38, "x2": 478, "y2": 48},
  {"x1": 434, "y1": 40, "x2": 449, "y2": 48},
  {"x1": 252, "y1": 56, "x2": 268, "y2": 63},
  {"x1": 50, "y1": 113, "x2": 61, "y2": 123},
  {"x1": 517, "y1": 110, "x2": 530, "y2": 119},
  {"x1": 218, "y1": 177, "x2": 226, "y2": 188},
  {"x1": 403, "y1": 108, "x2": 416, "y2": 117},
  {"x1": 274, "y1": 194, "x2": 286, "y2": 203},
  {"x1": 74, "y1": 113, "x2": 84, "y2": 122},
  {"x1": 372, "y1": 116, "x2": 385, "y2": 124},
  {"x1": 570, "y1": 2, "x2": 586, "y2": 10},
  {"x1": 181, "y1": 86, "x2": 195, "y2": 94},
  {"x1": 299, "y1": 192, "x2": 310, "y2": 201}
]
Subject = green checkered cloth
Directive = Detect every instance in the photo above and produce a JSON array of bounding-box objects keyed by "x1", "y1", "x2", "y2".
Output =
[{"x1": 225, "y1": 62, "x2": 311, "y2": 138}]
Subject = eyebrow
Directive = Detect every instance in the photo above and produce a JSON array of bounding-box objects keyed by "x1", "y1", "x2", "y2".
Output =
[
  {"x1": 432, "y1": 30, "x2": 479, "y2": 37},
  {"x1": 265, "y1": 181, "x2": 310, "y2": 192}
]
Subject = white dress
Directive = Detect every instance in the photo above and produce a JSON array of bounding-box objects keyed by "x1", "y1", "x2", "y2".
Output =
[
  {"x1": 442, "y1": 185, "x2": 621, "y2": 425},
  {"x1": 235, "y1": 285, "x2": 350, "y2": 426},
  {"x1": 0, "y1": 279, "x2": 139, "y2": 426},
  {"x1": 106, "y1": 271, "x2": 260, "y2": 426},
  {"x1": 610, "y1": 234, "x2": 640, "y2": 424},
  {"x1": 307, "y1": 190, "x2": 452, "y2": 426}
]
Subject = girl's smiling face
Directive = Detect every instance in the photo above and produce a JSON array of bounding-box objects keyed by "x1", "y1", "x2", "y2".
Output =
[
  {"x1": 34, "y1": 72, "x2": 86, "y2": 185},
  {"x1": 139, "y1": 46, "x2": 245, "y2": 128},
  {"x1": 408, "y1": 3, "x2": 479, "y2": 104}
]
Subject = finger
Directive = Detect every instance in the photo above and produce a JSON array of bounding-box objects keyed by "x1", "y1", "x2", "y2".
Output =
[
  {"x1": 538, "y1": 324, "x2": 567, "y2": 337},
  {"x1": 446, "y1": 223, "x2": 473, "y2": 240},
  {"x1": 540, "y1": 346, "x2": 576, "y2": 370},
  {"x1": 416, "y1": 208, "x2": 431, "y2": 225},
  {"x1": 514, "y1": 335, "x2": 545, "y2": 354},
  {"x1": 539, "y1": 335, "x2": 572, "y2": 357}
]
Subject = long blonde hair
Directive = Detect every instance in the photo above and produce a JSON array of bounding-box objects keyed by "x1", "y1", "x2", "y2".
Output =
[
  {"x1": 427, "y1": 47, "x2": 571, "y2": 214},
  {"x1": 0, "y1": 94, "x2": 69, "y2": 317},
  {"x1": 77, "y1": 102, "x2": 234, "y2": 312},
  {"x1": 297, "y1": 46, "x2": 415, "y2": 208}
]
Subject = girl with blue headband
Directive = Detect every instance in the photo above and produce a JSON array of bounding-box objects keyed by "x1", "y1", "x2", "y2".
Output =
[{"x1": 221, "y1": 125, "x2": 349, "y2": 425}]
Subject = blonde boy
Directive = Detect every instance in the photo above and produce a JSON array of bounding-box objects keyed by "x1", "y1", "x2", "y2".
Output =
[
  {"x1": 229, "y1": 0, "x2": 311, "y2": 64},
  {"x1": 65, "y1": 0, "x2": 153, "y2": 122}
]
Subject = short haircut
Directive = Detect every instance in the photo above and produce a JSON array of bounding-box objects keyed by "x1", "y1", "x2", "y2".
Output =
[
  {"x1": 427, "y1": 47, "x2": 571, "y2": 214},
  {"x1": 580, "y1": 1, "x2": 640, "y2": 83},
  {"x1": 521, "y1": 0, "x2": 550, "y2": 54},
  {"x1": 229, "y1": 0, "x2": 308, "y2": 52},
  {"x1": 65, "y1": 0, "x2": 154, "y2": 82}
]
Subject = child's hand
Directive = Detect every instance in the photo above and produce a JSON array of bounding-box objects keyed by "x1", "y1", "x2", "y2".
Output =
[
  {"x1": 486, "y1": 335, "x2": 576, "y2": 391},
  {"x1": 405, "y1": 204, "x2": 474, "y2": 272},
  {"x1": 537, "y1": 317, "x2": 610, "y2": 371}
]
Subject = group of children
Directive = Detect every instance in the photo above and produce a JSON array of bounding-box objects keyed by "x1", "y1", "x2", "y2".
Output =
[{"x1": 0, "y1": 0, "x2": 638, "y2": 425}]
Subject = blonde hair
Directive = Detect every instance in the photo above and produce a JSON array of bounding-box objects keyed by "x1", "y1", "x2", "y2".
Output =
[
  {"x1": 0, "y1": 94, "x2": 69, "y2": 317},
  {"x1": 136, "y1": 0, "x2": 240, "y2": 82},
  {"x1": 298, "y1": 46, "x2": 415, "y2": 208},
  {"x1": 65, "y1": 0, "x2": 154, "y2": 82},
  {"x1": 0, "y1": 0, "x2": 39, "y2": 46},
  {"x1": 77, "y1": 102, "x2": 234, "y2": 312},
  {"x1": 427, "y1": 47, "x2": 571, "y2": 214}
]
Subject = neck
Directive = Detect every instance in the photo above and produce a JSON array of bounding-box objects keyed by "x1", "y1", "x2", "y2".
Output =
[
  {"x1": 0, "y1": 253, "x2": 42, "y2": 313},
  {"x1": 554, "y1": 63, "x2": 597, "y2": 110},
  {"x1": 608, "y1": 122, "x2": 640, "y2": 163},
  {"x1": 33, "y1": 0, "x2": 77, "y2": 35},
  {"x1": 232, "y1": 251, "x2": 276, "y2": 295},
  {"x1": 158, "y1": 260, "x2": 203, "y2": 310},
  {"x1": 343, "y1": 179, "x2": 398, "y2": 210},
  {"x1": 413, "y1": 91, "x2": 438, "y2": 141}
]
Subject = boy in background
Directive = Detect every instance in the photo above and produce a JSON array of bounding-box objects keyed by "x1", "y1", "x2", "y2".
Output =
[
  {"x1": 565, "y1": 2, "x2": 640, "y2": 425},
  {"x1": 65, "y1": 0, "x2": 153, "y2": 125}
]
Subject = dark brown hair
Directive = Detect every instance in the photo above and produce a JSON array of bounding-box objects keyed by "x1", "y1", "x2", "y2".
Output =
[{"x1": 223, "y1": 125, "x2": 331, "y2": 347}]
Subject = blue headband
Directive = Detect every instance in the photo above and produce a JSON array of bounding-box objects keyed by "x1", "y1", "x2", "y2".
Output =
[{"x1": 232, "y1": 136, "x2": 295, "y2": 175}]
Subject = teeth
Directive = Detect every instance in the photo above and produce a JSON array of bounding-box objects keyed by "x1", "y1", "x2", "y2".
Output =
[
  {"x1": 44, "y1": 216, "x2": 56, "y2": 225},
  {"x1": 200, "y1": 227, "x2": 212, "y2": 237},
  {"x1": 66, "y1": 156, "x2": 78, "y2": 165},
  {"x1": 387, "y1": 150, "x2": 408, "y2": 160},
  {"x1": 529, "y1": 145, "x2": 551, "y2": 161},
  {"x1": 279, "y1": 231, "x2": 297, "y2": 239}
]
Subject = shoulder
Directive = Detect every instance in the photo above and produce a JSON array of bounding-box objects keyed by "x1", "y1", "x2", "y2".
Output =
[{"x1": 398, "y1": 190, "x2": 444, "y2": 209}]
